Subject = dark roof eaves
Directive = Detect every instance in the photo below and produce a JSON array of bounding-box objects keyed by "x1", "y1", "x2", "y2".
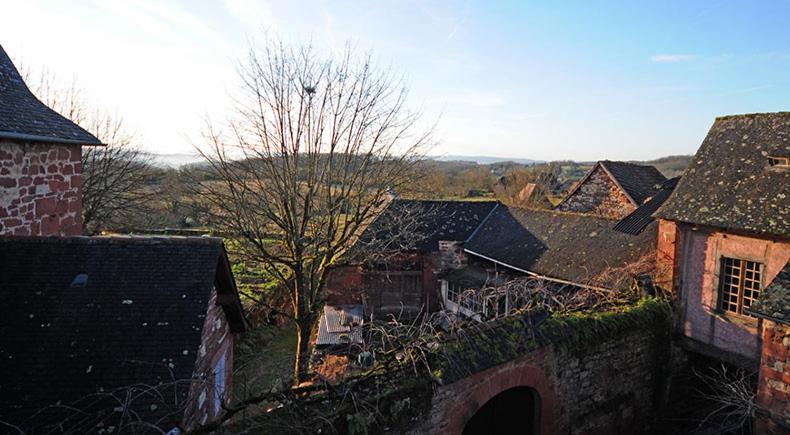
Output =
[{"x1": 0, "y1": 130, "x2": 104, "y2": 146}]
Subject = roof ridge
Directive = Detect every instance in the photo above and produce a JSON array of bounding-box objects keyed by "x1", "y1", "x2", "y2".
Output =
[
  {"x1": 715, "y1": 111, "x2": 790, "y2": 121},
  {"x1": 0, "y1": 235, "x2": 224, "y2": 245}
]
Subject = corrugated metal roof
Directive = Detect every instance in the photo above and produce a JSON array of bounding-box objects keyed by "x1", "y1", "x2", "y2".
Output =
[{"x1": 316, "y1": 304, "x2": 364, "y2": 346}]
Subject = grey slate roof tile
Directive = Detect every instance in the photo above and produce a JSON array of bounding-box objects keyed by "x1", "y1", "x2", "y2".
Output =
[
  {"x1": 750, "y1": 261, "x2": 790, "y2": 323},
  {"x1": 0, "y1": 45, "x2": 101, "y2": 145},
  {"x1": 358, "y1": 200, "x2": 499, "y2": 252},
  {"x1": 656, "y1": 112, "x2": 790, "y2": 237},
  {"x1": 600, "y1": 160, "x2": 667, "y2": 205},
  {"x1": 0, "y1": 235, "x2": 244, "y2": 429},
  {"x1": 464, "y1": 206, "x2": 656, "y2": 286},
  {"x1": 614, "y1": 177, "x2": 680, "y2": 235}
]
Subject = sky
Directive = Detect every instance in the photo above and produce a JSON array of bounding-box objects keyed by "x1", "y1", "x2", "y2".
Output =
[{"x1": 2, "y1": 0, "x2": 790, "y2": 161}]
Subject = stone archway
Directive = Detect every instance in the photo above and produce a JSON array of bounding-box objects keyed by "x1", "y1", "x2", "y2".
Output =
[
  {"x1": 462, "y1": 386, "x2": 540, "y2": 435},
  {"x1": 431, "y1": 347, "x2": 560, "y2": 434}
]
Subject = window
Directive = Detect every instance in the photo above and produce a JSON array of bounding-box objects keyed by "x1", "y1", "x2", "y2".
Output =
[
  {"x1": 213, "y1": 352, "x2": 226, "y2": 415},
  {"x1": 768, "y1": 156, "x2": 790, "y2": 168},
  {"x1": 719, "y1": 257, "x2": 762, "y2": 317}
]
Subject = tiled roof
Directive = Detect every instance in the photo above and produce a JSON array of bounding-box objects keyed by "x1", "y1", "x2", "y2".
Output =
[
  {"x1": 614, "y1": 177, "x2": 680, "y2": 235},
  {"x1": 656, "y1": 112, "x2": 790, "y2": 237},
  {"x1": 357, "y1": 200, "x2": 499, "y2": 252},
  {"x1": 749, "y1": 261, "x2": 790, "y2": 324},
  {"x1": 464, "y1": 206, "x2": 656, "y2": 287},
  {"x1": 0, "y1": 45, "x2": 101, "y2": 145},
  {"x1": 600, "y1": 160, "x2": 667, "y2": 205},
  {"x1": 0, "y1": 236, "x2": 246, "y2": 429}
]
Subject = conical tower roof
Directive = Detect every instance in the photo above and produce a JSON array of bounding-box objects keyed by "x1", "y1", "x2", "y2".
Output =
[{"x1": 0, "y1": 44, "x2": 101, "y2": 145}]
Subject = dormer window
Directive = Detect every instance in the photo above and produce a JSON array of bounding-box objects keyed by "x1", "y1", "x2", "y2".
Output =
[{"x1": 768, "y1": 156, "x2": 790, "y2": 168}]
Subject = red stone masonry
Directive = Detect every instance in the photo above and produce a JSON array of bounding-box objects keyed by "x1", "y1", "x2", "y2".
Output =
[
  {"x1": 0, "y1": 141, "x2": 83, "y2": 235},
  {"x1": 756, "y1": 320, "x2": 790, "y2": 434},
  {"x1": 183, "y1": 288, "x2": 235, "y2": 430},
  {"x1": 556, "y1": 165, "x2": 635, "y2": 219}
]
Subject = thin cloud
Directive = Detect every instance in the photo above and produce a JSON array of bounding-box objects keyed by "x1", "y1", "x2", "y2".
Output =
[{"x1": 650, "y1": 54, "x2": 696, "y2": 63}]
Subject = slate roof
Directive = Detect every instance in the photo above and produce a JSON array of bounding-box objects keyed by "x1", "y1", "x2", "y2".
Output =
[
  {"x1": 749, "y1": 261, "x2": 790, "y2": 324},
  {"x1": 561, "y1": 161, "x2": 667, "y2": 207},
  {"x1": 0, "y1": 45, "x2": 101, "y2": 145},
  {"x1": 356, "y1": 200, "x2": 499, "y2": 252},
  {"x1": 656, "y1": 112, "x2": 790, "y2": 237},
  {"x1": 464, "y1": 206, "x2": 657, "y2": 287},
  {"x1": 0, "y1": 236, "x2": 247, "y2": 430},
  {"x1": 614, "y1": 177, "x2": 680, "y2": 235}
]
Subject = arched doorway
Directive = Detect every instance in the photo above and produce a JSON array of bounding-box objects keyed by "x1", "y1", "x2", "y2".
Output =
[{"x1": 462, "y1": 386, "x2": 540, "y2": 435}]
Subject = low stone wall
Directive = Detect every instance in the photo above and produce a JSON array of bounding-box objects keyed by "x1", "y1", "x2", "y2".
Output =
[{"x1": 0, "y1": 141, "x2": 83, "y2": 235}]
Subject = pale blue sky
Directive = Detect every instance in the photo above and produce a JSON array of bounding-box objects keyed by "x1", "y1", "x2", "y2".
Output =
[{"x1": 2, "y1": 1, "x2": 789, "y2": 160}]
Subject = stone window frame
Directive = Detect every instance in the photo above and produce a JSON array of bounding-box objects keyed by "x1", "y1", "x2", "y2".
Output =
[
  {"x1": 767, "y1": 156, "x2": 790, "y2": 168},
  {"x1": 715, "y1": 256, "x2": 764, "y2": 319}
]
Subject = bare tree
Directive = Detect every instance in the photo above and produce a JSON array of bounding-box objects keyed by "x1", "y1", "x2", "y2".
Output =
[
  {"x1": 197, "y1": 40, "x2": 432, "y2": 385},
  {"x1": 22, "y1": 67, "x2": 153, "y2": 233}
]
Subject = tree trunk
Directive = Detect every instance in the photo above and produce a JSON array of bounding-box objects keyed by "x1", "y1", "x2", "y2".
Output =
[{"x1": 293, "y1": 317, "x2": 314, "y2": 386}]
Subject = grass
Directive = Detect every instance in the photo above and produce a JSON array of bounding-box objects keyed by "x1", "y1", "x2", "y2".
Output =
[{"x1": 234, "y1": 322, "x2": 297, "y2": 402}]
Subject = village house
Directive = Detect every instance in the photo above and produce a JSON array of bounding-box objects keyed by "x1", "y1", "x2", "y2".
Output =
[
  {"x1": 0, "y1": 44, "x2": 250, "y2": 433},
  {"x1": 655, "y1": 112, "x2": 790, "y2": 432},
  {"x1": 0, "y1": 236, "x2": 249, "y2": 433},
  {"x1": 0, "y1": 44, "x2": 102, "y2": 236},
  {"x1": 442, "y1": 204, "x2": 659, "y2": 319},
  {"x1": 326, "y1": 199, "x2": 498, "y2": 319},
  {"x1": 556, "y1": 160, "x2": 667, "y2": 219}
]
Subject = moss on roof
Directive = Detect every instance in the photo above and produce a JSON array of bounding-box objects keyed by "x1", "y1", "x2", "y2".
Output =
[
  {"x1": 750, "y1": 261, "x2": 790, "y2": 323},
  {"x1": 656, "y1": 112, "x2": 790, "y2": 237}
]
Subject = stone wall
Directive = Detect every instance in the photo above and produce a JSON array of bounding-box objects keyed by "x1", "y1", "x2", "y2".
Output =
[
  {"x1": 675, "y1": 225, "x2": 790, "y2": 366},
  {"x1": 556, "y1": 164, "x2": 635, "y2": 219},
  {"x1": 756, "y1": 320, "x2": 790, "y2": 434},
  {"x1": 0, "y1": 141, "x2": 83, "y2": 235},
  {"x1": 183, "y1": 288, "x2": 235, "y2": 430},
  {"x1": 656, "y1": 219, "x2": 679, "y2": 293},
  {"x1": 411, "y1": 330, "x2": 672, "y2": 434}
]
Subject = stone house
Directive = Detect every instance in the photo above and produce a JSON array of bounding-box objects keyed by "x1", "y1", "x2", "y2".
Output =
[
  {"x1": 0, "y1": 44, "x2": 102, "y2": 236},
  {"x1": 0, "y1": 236, "x2": 248, "y2": 433},
  {"x1": 326, "y1": 200, "x2": 498, "y2": 318},
  {"x1": 655, "y1": 112, "x2": 790, "y2": 432},
  {"x1": 556, "y1": 160, "x2": 667, "y2": 219},
  {"x1": 443, "y1": 204, "x2": 659, "y2": 318}
]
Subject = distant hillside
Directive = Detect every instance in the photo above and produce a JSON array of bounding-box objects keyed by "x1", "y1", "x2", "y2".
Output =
[
  {"x1": 431, "y1": 155, "x2": 542, "y2": 165},
  {"x1": 149, "y1": 153, "x2": 204, "y2": 168},
  {"x1": 639, "y1": 155, "x2": 693, "y2": 178}
]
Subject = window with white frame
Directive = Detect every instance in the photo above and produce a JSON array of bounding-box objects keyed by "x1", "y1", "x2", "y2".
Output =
[{"x1": 719, "y1": 257, "x2": 762, "y2": 317}]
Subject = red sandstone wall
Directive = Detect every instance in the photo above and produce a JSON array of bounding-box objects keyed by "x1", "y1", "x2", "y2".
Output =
[
  {"x1": 326, "y1": 252, "x2": 444, "y2": 316},
  {"x1": 411, "y1": 331, "x2": 670, "y2": 434},
  {"x1": 0, "y1": 141, "x2": 83, "y2": 235},
  {"x1": 183, "y1": 288, "x2": 235, "y2": 430},
  {"x1": 556, "y1": 165, "x2": 635, "y2": 219},
  {"x1": 756, "y1": 320, "x2": 790, "y2": 434},
  {"x1": 677, "y1": 227, "x2": 790, "y2": 364},
  {"x1": 656, "y1": 219, "x2": 679, "y2": 292},
  {"x1": 326, "y1": 265, "x2": 365, "y2": 305}
]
